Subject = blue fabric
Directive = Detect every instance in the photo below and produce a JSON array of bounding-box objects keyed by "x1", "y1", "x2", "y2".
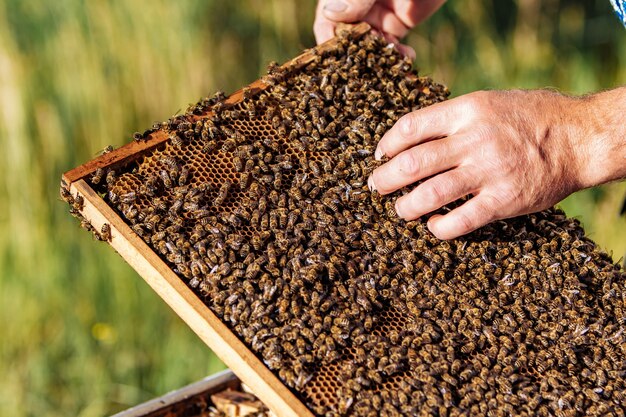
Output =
[{"x1": 611, "y1": 0, "x2": 626, "y2": 26}]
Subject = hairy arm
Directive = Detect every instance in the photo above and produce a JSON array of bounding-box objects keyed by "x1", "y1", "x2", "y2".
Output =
[
  {"x1": 577, "y1": 87, "x2": 626, "y2": 187},
  {"x1": 368, "y1": 88, "x2": 626, "y2": 240}
]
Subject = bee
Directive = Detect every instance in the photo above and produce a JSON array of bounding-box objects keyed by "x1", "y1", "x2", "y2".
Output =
[
  {"x1": 244, "y1": 100, "x2": 256, "y2": 119},
  {"x1": 143, "y1": 214, "x2": 161, "y2": 231},
  {"x1": 60, "y1": 187, "x2": 74, "y2": 204},
  {"x1": 120, "y1": 192, "x2": 136, "y2": 204},
  {"x1": 104, "y1": 169, "x2": 118, "y2": 187},
  {"x1": 232, "y1": 156, "x2": 244, "y2": 172},
  {"x1": 169, "y1": 131, "x2": 183, "y2": 147},
  {"x1": 99, "y1": 223, "x2": 111, "y2": 241},
  {"x1": 214, "y1": 181, "x2": 231, "y2": 207},
  {"x1": 218, "y1": 136, "x2": 235, "y2": 152},
  {"x1": 202, "y1": 139, "x2": 219, "y2": 154},
  {"x1": 237, "y1": 171, "x2": 251, "y2": 191},
  {"x1": 271, "y1": 171, "x2": 282, "y2": 190},
  {"x1": 72, "y1": 194, "x2": 84, "y2": 211},
  {"x1": 91, "y1": 167, "x2": 105, "y2": 184},
  {"x1": 98, "y1": 145, "x2": 114, "y2": 155},
  {"x1": 123, "y1": 204, "x2": 138, "y2": 220},
  {"x1": 323, "y1": 84, "x2": 334, "y2": 101},
  {"x1": 150, "y1": 197, "x2": 166, "y2": 212},
  {"x1": 159, "y1": 169, "x2": 173, "y2": 188},
  {"x1": 211, "y1": 90, "x2": 226, "y2": 102},
  {"x1": 131, "y1": 223, "x2": 145, "y2": 237},
  {"x1": 178, "y1": 166, "x2": 190, "y2": 186}
]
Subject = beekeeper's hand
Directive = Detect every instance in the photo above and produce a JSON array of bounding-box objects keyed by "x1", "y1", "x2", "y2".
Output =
[
  {"x1": 368, "y1": 88, "x2": 626, "y2": 239},
  {"x1": 314, "y1": 0, "x2": 446, "y2": 58}
]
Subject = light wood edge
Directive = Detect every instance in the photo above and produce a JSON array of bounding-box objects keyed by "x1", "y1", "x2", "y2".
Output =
[
  {"x1": 70, "y1": 179, "x2": 314, "y2": 417},
  {"x1": 61, "y1": 21, "x2": 372, "y2": 186},
  {"x1": 111, "y1": 370, "x2": 239, "y2": 417}
]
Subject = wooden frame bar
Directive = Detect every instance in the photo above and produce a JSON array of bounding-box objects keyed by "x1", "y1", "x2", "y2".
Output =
[
  {"x1": 111, "y1": 370, "x2": 240, "y2": 417},
  {"x1": 61, "y1": 22, "x2": 372, "y2": 417}
]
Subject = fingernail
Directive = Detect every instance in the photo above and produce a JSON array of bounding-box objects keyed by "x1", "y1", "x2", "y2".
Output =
[
  {"x1": 324, "y1": 0, "x2": 347, "y2": 13},
  {"x1": 374, "y1": 148, "x2": 384, "y2": 161},
  {"x1": 367, "y1": 175, "x2": 376, "y2": 192},
  {"x1": 394, "y1": 200, "x2": 402, "y2": 218}
]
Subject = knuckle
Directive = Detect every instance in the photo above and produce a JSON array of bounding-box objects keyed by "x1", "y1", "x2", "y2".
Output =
[
  {"x1": 497, "y1": 185, "x2": 518, "y2": 205},
  {"x1": 481, "y1": 193, "x2": 504, "y2": 211},
  {"x1": 395, "y1": 150, "x2": 421, "y2": 176},
  {"x1": 460, "y1": 90, "x2": 488, "y2": 117},
  {"x1": 398, "y1": 113, "x2": 417, "y2": 139},
  {"x1": 421, "y1": 182, "x2": 445, "y2": 207}
]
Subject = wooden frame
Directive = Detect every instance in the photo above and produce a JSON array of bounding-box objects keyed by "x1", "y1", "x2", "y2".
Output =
[
  {"x1": 112, "y1": 370, "x2": 240, "y2": 417},
  {"x1": 61, "y1": 23, "x2": 372, "y2": 417}
]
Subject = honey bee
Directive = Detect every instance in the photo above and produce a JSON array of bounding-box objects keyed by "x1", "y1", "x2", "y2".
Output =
[
  {"x1": 178, "y1": 166, "x2": 190, "y2": 186},
  {"x1": 91, "y1": 167, "x2": 105, "y2": 184},
  {"x1": 102, "y1": 170, "x2": 118, "y2": 188},
  {"x1": 159, "y1": 169, "x2": 173, "y2": 188},
  {"x1": 99, "y1": 223, "x2": 111, "y2": 241},
  {"x1": 214, "y1": 181, "x2": 231, "y2": 207},
  {"x1": 123, "y1": 204, "x2": 138, "y2": 220},
  {"x1": 71, "y1": 194, "x2": 84, "y2": 212},
  {"x1": 202, "y1": 139, "x2": 219, "y2": 154},
  {"x1": 168, "y1": 131, "x2": 183, "y2": 147},
  {"x1": 131, "y1": 223, "x2": 145, "y2": 237},
  {"x1": 120, "y1": 192, "x2": 136, "y2": 204}
]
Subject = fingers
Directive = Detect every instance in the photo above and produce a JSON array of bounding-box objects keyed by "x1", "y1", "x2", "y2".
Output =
[
  {"x1": 321, "y1": 0, "x2": 378, "y2": 23},
  {"x1": 315, "y1": 0, "x2": 412, "y2": 44},
  {"x1": 362, "y1": 3, "x2": 411, "y2": 39},
  {"x1": 369, "y1": 136, "x2": 463, "y2": 194},
  {"x1": 314, "y1": 1, "x2": 338, "y2": 44},
  {"x1": 313, "y1": 19, "x2": 337, "y2": 44},
  {"x1": 375, "y1": 97, "x2": 471, "y2": 160},
  {"x1": 427, "y1": 193, "x2": 501, "y2": 240},
  {"x1": 394, "y1": 168, "x2": 475, "y2": 220},
  {"x1": 382, "y1": 0, "x2": 448, "y2": 27}
]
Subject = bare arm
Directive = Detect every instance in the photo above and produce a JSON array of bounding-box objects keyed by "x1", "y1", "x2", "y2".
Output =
[{"x1": 369, "y1": 88, "x2": 626, "y2": 240}]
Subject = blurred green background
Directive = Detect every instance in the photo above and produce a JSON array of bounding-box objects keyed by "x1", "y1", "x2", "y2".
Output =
[{"x1": 0, "y1": 0, "x2": 624, "y2": 416}]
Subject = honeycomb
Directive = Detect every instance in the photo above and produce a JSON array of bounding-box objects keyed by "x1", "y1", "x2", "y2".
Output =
[{"x1": 76, "y1": 29, "x2": 626, "y2": 417}]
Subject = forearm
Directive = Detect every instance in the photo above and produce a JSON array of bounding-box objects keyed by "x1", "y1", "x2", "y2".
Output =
[{"x1": 573, "y1": 87, "x2": 626, "y2": 188}]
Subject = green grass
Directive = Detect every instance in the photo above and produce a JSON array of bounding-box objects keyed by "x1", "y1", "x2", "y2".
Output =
[{"x1": 0, "y1": 1, "x2": 624, "y2": 416}]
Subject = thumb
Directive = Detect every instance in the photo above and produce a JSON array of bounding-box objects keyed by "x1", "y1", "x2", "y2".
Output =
[{"x1": 322, "y1": 0, "x2": 377, "y2": 23}]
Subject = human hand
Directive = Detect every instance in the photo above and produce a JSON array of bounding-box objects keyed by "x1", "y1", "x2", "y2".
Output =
[
  {"x1": 368, "y1": 90, "x2": 592, "y2": 240},
  {"x1": 314, "y1": 0, "x2": 446, "y2": 58}
]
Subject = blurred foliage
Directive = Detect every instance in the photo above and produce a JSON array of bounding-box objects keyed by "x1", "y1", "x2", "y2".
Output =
[{"x1": 0, "y1": 0, "x2": 624, "y2": 416}]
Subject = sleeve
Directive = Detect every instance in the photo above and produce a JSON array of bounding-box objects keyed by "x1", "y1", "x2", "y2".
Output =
[{"x1": 610, "y1": 0, "x2": 626, "y2": 26}]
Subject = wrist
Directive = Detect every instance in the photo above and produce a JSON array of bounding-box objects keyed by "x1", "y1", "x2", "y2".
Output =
[
  {"x1": 527, "y1": 91, "x2": 590, "y2": 194},
  {"x1": 571, "y1": 88, "x2": 626, "y2": 188}
]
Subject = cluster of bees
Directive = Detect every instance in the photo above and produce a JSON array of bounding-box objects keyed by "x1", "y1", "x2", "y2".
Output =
[
  {"x1": 60, "y1": 187, "x2": 111, "y2": 241},
  {"x1": 73, "y1": 30, "x2": 626, "y2": 417}
]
